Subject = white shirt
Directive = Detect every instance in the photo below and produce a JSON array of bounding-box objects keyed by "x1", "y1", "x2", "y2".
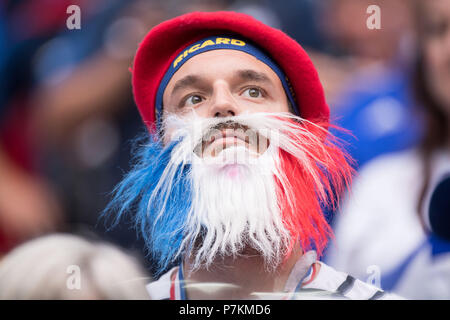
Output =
[{"x1": 326, "y1": 148, "x2": 450, "y2": 297}]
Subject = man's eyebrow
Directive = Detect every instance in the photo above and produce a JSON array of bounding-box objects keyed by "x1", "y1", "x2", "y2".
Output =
[
  {"x1": 237, "y1": 69, "x2": 273, "y2": 84},
  {"x1": 171, "y1": 74, "x2": 205, "y2": 95}
]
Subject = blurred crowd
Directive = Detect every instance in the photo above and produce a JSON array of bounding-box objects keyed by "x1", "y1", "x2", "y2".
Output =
[{"x1": 0, "y1": 0, "x2": 449, "y2": 299}]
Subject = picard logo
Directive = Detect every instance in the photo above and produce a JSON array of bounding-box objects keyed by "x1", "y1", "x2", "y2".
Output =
[{"x1": 173, "y1": 37, "x2": 246, "y2": 68}]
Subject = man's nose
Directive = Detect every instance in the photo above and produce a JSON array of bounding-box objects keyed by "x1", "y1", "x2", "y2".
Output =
[{"x1": 209, "y1": 83, "x2": 240, "y2": 118}]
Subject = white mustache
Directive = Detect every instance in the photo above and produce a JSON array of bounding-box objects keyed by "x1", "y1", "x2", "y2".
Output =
[{"x1": 161, "y1": 112, "x2": 302, "y2": 161}]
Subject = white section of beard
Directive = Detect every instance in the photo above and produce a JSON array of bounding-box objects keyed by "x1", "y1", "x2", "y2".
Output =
[{"x1": 186, "y1": 143, "x2": 290, "y2": 269}]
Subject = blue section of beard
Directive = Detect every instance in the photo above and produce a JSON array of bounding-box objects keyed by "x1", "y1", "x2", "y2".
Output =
[{"x1": 102, "y1": 134, "x2": 192, "y2": 275}]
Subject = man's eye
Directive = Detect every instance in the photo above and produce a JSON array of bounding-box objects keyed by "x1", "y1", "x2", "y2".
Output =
[
  {"x1": 243, "y1": 87, "x2": 263, "y2": 98},
  {"x1": 185, "y1": 95, "x2": 203, "y2": 106}
]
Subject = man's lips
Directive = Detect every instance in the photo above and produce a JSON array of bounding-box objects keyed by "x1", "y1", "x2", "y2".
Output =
[
  {"x1": 194, "y1": 124, "x2": 269, "y2": 158},
  {"x1": 203, "y1": 129, "x2": 250, "y2": 152}
]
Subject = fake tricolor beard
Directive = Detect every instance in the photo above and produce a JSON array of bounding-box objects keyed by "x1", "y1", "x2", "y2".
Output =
[{"x1": 106, "y1": 112, "x2": 353, "y2": 275}]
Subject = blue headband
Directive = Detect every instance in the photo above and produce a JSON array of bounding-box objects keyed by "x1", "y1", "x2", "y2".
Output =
[{"x1": 155, "y1": 35, "x2": 299, "y2": 128}]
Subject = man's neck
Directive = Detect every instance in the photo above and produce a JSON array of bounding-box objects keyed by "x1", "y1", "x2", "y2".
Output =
[{"x1": 182, "y1": 246, "x2": 304, "y2": 300}]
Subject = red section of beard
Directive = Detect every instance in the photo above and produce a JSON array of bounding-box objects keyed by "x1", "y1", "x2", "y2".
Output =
[{"x1": 275, "y1": 121, "x2": 354, "y2": 259}]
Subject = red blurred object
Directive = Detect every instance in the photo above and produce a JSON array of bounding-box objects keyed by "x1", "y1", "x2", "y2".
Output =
[
  {"x1": 0, "y1": 95, "x2": 35, "y2": 172},
  {"x1": 0, "y1": 230, "x2": 17, "y2": 254},
  {"x1": 7, "y1": 0, "x2": 94, "y2": 40}
]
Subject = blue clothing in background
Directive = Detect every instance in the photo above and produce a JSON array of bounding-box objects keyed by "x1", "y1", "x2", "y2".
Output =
[
  {"x1": 330, "y1": 65, "x2": 422, "y2": 169},
  {"x1": 322, "y1": 64, "x2": 423, "y2": 253}
]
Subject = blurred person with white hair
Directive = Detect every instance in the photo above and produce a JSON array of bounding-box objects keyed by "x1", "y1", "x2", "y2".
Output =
[
  {"x1": 0, "y1": 234, "x2": 151, "y2": 299},
  {"x1": 326, "y1": 0, "x2": 450, "y2": 299}
]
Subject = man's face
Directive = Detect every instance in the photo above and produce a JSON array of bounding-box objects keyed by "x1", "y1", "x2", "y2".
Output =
[
  {"x1": 162, "y1": 49, "x2": 290, "y2": 157},
  {"x1": 163, "y1": 49, "x2": 290, "y2": 117},
  {"x1": 117, "y1": 49, "x2": 351, "y2": 272}
]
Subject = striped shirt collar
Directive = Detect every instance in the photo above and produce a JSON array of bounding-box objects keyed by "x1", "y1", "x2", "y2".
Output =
[{"x1": 170, "y1": 250, "x2": 318, "y2": 300}]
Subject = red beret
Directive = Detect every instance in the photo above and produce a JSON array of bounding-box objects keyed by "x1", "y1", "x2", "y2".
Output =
[{"x1": 132, "y1": 11, "x2": 329, "y2": 131}]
